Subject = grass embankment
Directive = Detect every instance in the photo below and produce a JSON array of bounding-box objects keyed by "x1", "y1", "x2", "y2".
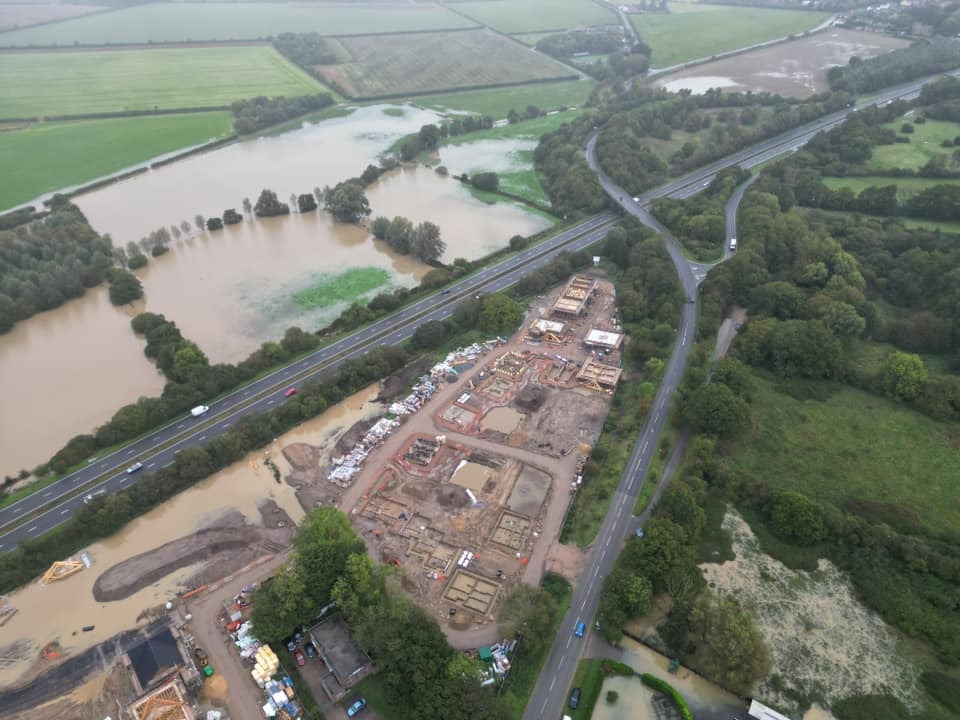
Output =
[
  {"x1": 726, "y1": 373, "x2": 960, "y2": 536},
  {"x1": 868, "y1": 118, "x2": 960, "y2": 171},
  {"x1": 821, "y1": 175, "x2": 960, "y2": 200},
  {"x1": 0, "y1": 112, "x2": 233, "y2": 211},
  {"x1": 503, "y1": 573, "x2": 573, "y2": 716},
  {"x1": 293, "y1": 268, "x2": 392, "y2": 311},
  {"x1": 566, "y1": 659, "x2": 607, "y2": 720},
  {"x1": 0, "y1": 46, "x2": 319, "y2": 117},
  {"x1": 452, "y1": 0, "x2": 616, "y2": 33},
  {"x1": 634, "y1": 3, "x2": 829, "y2": 68},
  {"x1": 419, "y1": 79, "x2": 595, "y2": 119},
  {"x1": 0, "y1": 2, "x2": 476, "y2": 45}
]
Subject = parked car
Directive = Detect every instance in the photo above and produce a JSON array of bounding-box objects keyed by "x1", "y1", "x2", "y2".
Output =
[
  {"x1": 346, "y1": 698, "x2": 367, "y2": 717},
  {"x1": 569, "y1": 687, "x2": 581, "y2": 709},
  {"x1": 284, "y1": 387, "x2": 297, "y2": 398},
  {"x1": 126, "y1": 462, "x2": 144, "y2": 474},
  {"x1": 294, "y1": 649, "x2": 306, "y2": 667},
  {"x1": 303, "y1": 642, "x2": 318, "y2": 658},
  {"x1": 284, "y1": 637, "x2": 297, "y2": 652},
  {"x1": 575, "y1": 622, "x2": 586, "y2": 638},
  {"x1": 293, "y1": 630, "x2": 304, "y2": 645}
]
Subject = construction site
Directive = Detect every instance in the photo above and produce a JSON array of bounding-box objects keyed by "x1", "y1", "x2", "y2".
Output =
[{"x1": 337, "y1": 273, "x2": 624, "y2": 632}]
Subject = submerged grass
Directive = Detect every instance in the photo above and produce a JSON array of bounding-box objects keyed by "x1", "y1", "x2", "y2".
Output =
[{"x1": 293, "y1": 267, "x2": 391, "y2": 311}]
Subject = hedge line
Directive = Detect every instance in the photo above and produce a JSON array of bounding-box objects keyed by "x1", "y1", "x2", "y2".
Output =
[{"x1": 640, "y1": 674, "x2": 693, "y2": 720}]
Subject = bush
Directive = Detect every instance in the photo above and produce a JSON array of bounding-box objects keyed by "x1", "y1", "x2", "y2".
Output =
[
  {"x1": 127, "y1": 253, "x2": 148, "y2": 270},
  {"x1": 921, "y1": 671, "x2": 960, "y2": 713},
  {"x1": 832, "y1": 694, "x2": 910, "y2": 720},
  {"x1": 206, "y1": 217, "x2": 224, "y2": 231},
  {"x1": 606, "y1": 690, "x2": 619, "y2": 704},
  {"x1": 640, "y1": 674, "x2": 693, "y2": 720},
  {"x1": 600, "y1": 659, "x2": 634, "y2": 676}
]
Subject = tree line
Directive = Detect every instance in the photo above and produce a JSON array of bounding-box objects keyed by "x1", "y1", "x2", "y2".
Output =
[
  {"x1": 0, "y1": 198, "x2": 112, "y2": 334},
  {"x1": 535, "y1": 29, "x2": 624, "y2": 59},
  {"x1": 370, "y1": 216, "x2": 445, "y2": 263},
  {"x1": 827, "y1": 37, "x2": 960, "y2": 95},
  {"x1": 231, "y1": 93, "x2": 335, "y2": 135}
]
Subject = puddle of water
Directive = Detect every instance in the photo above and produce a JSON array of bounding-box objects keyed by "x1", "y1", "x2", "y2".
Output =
[
  {"x1": 658, "y1": 75, "x2": 741, "y2": 94},
  {"x1": 481, "y1": 406, "x2": 524, "y2": 433},
  {"x1": 617, "y1": 636, "x2": 743, "y2": 713},
  {"x1": 0, "y1": 384, "x2": 376, "y2": 690},
  {"x1": 450, "y1": 461, "x2": 489, "y2": 491},
  {"x1": 0, "y1": 285, "x2": 166, "y2": 474},
  {"x1": 591, "y1": 675, "x2": 656, "y2": 720}
]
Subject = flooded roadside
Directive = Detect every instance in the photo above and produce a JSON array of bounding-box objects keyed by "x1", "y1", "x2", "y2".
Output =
[{"x1": 0, "y1": 384, "x2": 378, "y2": 690}]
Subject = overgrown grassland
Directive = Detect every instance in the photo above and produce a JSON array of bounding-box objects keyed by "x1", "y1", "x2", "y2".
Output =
[
  {"x1": 821, "y1": 175, "x2": 960, "y2": 200},
  {"x1": 452, "y1": 0, "x2": 617, "y2": 33},
  {"x1": 293, "y1": 268, "x2": 391, "y2": 310},
  {"x1": 443, "y1": 110, "x2": 580, "y2": 145},
  {"x1": 0, "y1": 46, "x2": 319, "y2": 117},
  {"x1": 419, "y1": 79, "x2": 595, "y2": 118},
  {"x1": 317, "y1": 29, "x2": 573, "y2": 99},
  {"x1": 0, "y1": 2, "x2": 476, "y2": 45},
  {"x1": 566, "y1": 659, "x2": 606, "y2": 720},
  {"x1": 725, "y1": 373, "x2": 960, "y2": 536},
  {"x1": 0, "y1": 112, "x2": 233, "y2": 211},
  {"x1": 633, "y1": 3, "x2": 829, "y2": 67},
  {"x1": 867, "y1": 118, "x2": 960, "y2": 171}
]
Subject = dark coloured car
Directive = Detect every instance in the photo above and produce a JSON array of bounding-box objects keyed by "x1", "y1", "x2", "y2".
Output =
[
  {"x1": 569, "y1": 687, "x2": 581, "y2": 709},
  {"x1": 284, "y1": 637, "x2": 297, "y2": 652},
  {"x1": 303, "y1": 642, "x2": 318, "y2": 658}
]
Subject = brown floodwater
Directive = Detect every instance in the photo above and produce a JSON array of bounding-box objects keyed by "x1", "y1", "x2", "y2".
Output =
[
  {"x1": 0, "y1": 286, "x2": 166, "y2": 475},
  {"x1": 3, "y1": 105, "x2": 550, "y2": 472},
  {"x1": 0, "y1": 384, "x2": 377, "y2": 690}
]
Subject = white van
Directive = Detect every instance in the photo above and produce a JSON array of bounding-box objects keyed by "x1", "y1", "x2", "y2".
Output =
[
  {"x1": 190, "y1": 405, "x2": 210, "y2": 417},
  {"x1": 729, "y1": 237, "x2": 737, "y2": 252}
]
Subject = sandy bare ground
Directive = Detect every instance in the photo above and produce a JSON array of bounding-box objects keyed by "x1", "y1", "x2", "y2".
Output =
[{"x1": 700, "y1": 510, "x2": 920, "y2": 713}]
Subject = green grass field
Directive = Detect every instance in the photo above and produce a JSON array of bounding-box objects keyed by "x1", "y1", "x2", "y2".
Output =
[
  {"x1": 511, "y1": 32, "x2": 557, "y2": 46},
  {"x1": 634, "y1": 3, "x2": 829, "y2": 67},
  {"x1": 443, "y1": 110, "x2": 579, "y2": 146},
  {"x1": 0, "y1": 46, "x2": 319, "y2": 117},
  {"x1": 293, "y1": 267, "x2": 391, "y2": 310},
  {"x1": 726, "y1": 373, "x2": 960, "y2": 536},
  {"x1": 821, "y1": 175, "x2": 959, "y2": 200},
  {"x1": 0, "y1": 112, "x2": 233, "y2": 211},
  {"x1": 419, "y1": 79, "x2": 595, "y2": 118},
  {"x1": 868, "y1": 119, "x2": 960, "y2": 171},
  {"x1": 0, "y1": 2, "x2": 476, "y2": 45},
  {"x1": 317, "y1": 29, "x2": 573, "y2": 99},
  {"x1": 452, "y1": 0, "x2": 617, "y2": 33}
]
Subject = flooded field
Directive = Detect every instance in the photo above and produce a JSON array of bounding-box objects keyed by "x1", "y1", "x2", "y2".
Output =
[
  {"x1": 655, "y1": 29, "x2": 909, "y2": 97},
  {"x1": 0, "y1": 286, "x2": 165, "y2": 474},
  {"x1": 2, "y1": 104, "x2": 549, "y2": 472},
  {"x1": 0, "y1": 384, "x2": 377, "y2": 691}
]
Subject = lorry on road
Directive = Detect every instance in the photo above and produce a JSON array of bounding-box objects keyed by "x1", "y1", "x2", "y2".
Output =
[{"x1": 190, "y1": 405, "x2": 209, "y2": 417}]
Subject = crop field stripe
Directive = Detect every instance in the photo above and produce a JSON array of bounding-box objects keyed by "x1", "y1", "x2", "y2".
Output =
[
  {"x1": 0, "y1": 46, "x2": 320, "y2": 116},
  {"x1": 450, "y1": 0, "x2": 618, "y2": 34}
]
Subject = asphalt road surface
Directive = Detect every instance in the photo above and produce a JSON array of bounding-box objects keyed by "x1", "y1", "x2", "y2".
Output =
[
  {"x1": 523, "y1": 71, "x2": 959, "y2": 720},
  {"x1": 3, "y1": 70, "x2": 953, "y2": 557}
]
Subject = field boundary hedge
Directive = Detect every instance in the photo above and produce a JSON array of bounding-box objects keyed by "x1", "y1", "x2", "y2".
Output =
[
  {"x1": 640, "y1": 674, "x2": 693, "y2": 720},
  {"x1": 332, "y1": 73, "x2": 579, "y2": 102}
]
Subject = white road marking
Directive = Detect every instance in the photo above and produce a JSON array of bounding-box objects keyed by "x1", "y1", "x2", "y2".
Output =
[
  {"x1": 60, "y1": 508, "x2": 70, "y2": 515},
  {"x1": 566, "y1": 636, "x2": 572, "y2": 649},
  {"x1": 580, "y1": 599, "x2": 587, "y2": 610},
  {"x1": 559, "y1": 654, "x2": 565, "y2": 667},
  {"x1": 198, "y1": 435, "x2": 206, "y2": 441},
  {"x1": 27, "y1": 526, "x2": 37, "y2": 533},
  {"x1": 43, "y1": 491, "x2": 52, "y2": 498},
  {"x1": 605, "y1": 535, "x2": 611, "y2": 547},
  {"x1": 127, "y1": 449, "x2": 135, "y2": 455},
  {"x1": 223, "y1": 423, "x2": 230, "y2": 429},
  {"x1": 594, "y1": 566, "x2": 600, "y2": 577},
  {"x1": 549, "y1": 676, "x2": 556, "y2": 692},
  {"x1": 147, "y1": 463, "x2": 155, "y2": 469},
  {"x1": 177, "y1": 424, "x2": 185, "y2": 429}
]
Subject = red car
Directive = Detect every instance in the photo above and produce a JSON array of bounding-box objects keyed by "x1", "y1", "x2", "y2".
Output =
[
  {"x1": 284, "y1": 387, "x2": 297, "y2": 398},
  {"x1": 294, "y1": 649, "x2": 306, "y2": 666}
]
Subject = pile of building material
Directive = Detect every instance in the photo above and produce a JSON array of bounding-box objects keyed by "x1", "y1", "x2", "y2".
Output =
[
  {"x1": 263, "y1": 677, "x2": 300, "y2": 719},
  {"x1": 388, "y1": 376, "x2": 438, "y2": 416},
  {"x1": 251, "y1": 644, "x2": 278, "y2": 686},
  {"x1": 328, "y1": 418, "x2": 400, "y2": 488}
]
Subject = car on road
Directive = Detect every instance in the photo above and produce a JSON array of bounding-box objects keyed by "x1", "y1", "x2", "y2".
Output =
[
  {"x1": 569, "y1": 687, "x2": 581, "y2": 709},
  {"x1": 294, "y1": 649, "x2": 306, "y2": 666},
  {"x1": 303, "y1": 642, "x2": 318, "y2": 658},
  {"x1": 575, "y1": 622, "x2": 586, "y2": 637},
  {"x1": 284, "y1": 387, "x2": 297, "y2": 398},
  {"x1": 441, "y1": 289, "x2": 452, "y2": 295},
  {"x1": 632, "y1": 196, "x2": 640, "y2": 202},
  {"x1": 190, "y1": 405, "x2": 209, "y2": 417},
  {"x1": 346, "y1": 698, "x2": 367, "y2": 717},
  {"x1": 83, "y1": 490, "x2": 106, "y2": 504},
  {"x1": 126, "y1": 462, "x2": 144, "y2": 474}
]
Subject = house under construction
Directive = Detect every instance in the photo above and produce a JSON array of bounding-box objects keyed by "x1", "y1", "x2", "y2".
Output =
[
  {"x1": 552, "y1": 276, "x2": 597, "y2": 317},
  {"x1": 128, "y1": 679, "x2": 192, "y2": 720},
  {"x1": 577, "y1": 358, "x2": 622, "y2": 393},
  {"x1": 527, "y1": 318, "x2": 566, "y2": 344},
  {"x1": 584, "y1": 328, "x2": 623, "y2": 352}
]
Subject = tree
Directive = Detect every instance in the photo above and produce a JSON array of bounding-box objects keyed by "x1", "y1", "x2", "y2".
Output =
[
  {"x1": 689, "y1": 593, "x2": 771, "y2": 693},
  {"x1": 412, "y1": 320, "x2": 447, "y2": 349},
  {"x1": 410, "y1": 221, "x2": 446, "y2": 263},
  {"x1": 171, "y1": 343, "x2": 209, "y2": 382},
  {"x1": 280, "y1": 326, "x2": 318, "y2": 354},
  {"x1": 471, "y1": 172, "x2": 499, "y2": 192},
  {"x1": 325, "y1": 181, "x2": 370, "y2": 223},
  {"x1": 242, "y1": 197, "x2": 253, "y2": 216},
  {"x1": 222, "y1": 208, "x2": 243, "y2": 225},
  {"x1": 621, "y1": 517, "x2": 692, "y2": 591},
  {"x1": 297, "y1": 193, "x2": 317, "y2": 213},
  {"x1": 370, "y1": 216, "x2": 390, "y2": 240},
  {"x1": 477, "y1": 293, "x2": 524, "y2": 335},
  {"x1": 660, "y1": 484, "x2": 706, "y2": 542},
  {"x1": 180, "y1": 220, "x2": 191, "y2": 236},
  {"x1": 769, "y1": 491, "x2": 826, "y2": 546},
  {"x1": 386, "y1": 216, "x2": 413, "y2": 254},
  {"x1": 294, "y1": 506, "x2": 365, "y2": 609},
  {"x1": 597, "y1": 569, "x2": 652, "y2": 641},
  {"x1": 418, "y1": 123, "x2": 440, "y2": 149},
  {"x1": 497, "y1": 584, "x2": 559, "y2": 656},
  {"x1": 289, "y1": 193, "x2": 297, "y2": 212},
  {"x1": 195, "y1": 214, "x2": 205, "y2": 232},
  {"x1": 685, "y1": 383, "x2": 750, "y2": 438},
  {"x1": 106, "y1": 267, "x2": 143, "y2": 305},
  {"x1": 882, "y1": 351, "x2": 928, "y2": 401},
  {"x1": 331, "y1": 553, "x2": 388, "y2": 627},
  {"x1": 710, "y1": 357, "x2": 753, "y2": 401},
  {"x1": 207, "y1": 217, "x2": 224, "y2": 231},
  {"x1": 254, "y1": 189, "x2": 290, "y2": 217}
]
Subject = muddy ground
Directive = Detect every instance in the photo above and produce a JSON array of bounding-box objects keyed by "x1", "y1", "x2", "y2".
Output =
[
  {"x1": 91, "y1": 503, "x2": 295, "y2": 601},
  {"x1": 655, "y1": 29, "x2": 909, "y2": 98}
]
